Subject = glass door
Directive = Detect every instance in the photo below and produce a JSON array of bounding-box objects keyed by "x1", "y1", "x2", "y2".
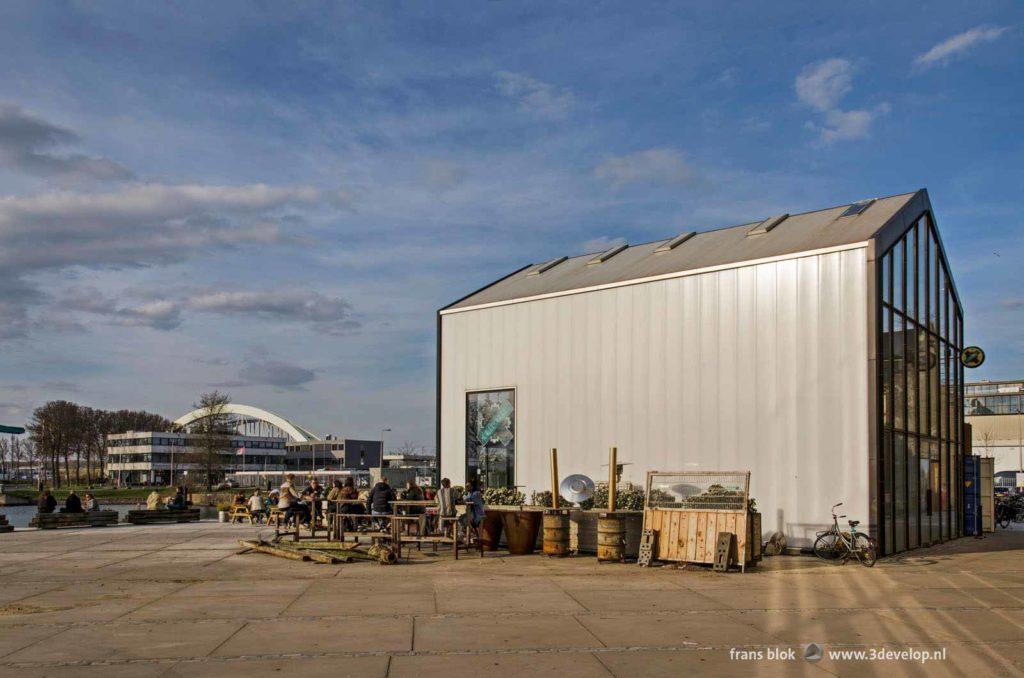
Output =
[{"x1": 466, "y1": 389, "x2": 515, "y2": 489}]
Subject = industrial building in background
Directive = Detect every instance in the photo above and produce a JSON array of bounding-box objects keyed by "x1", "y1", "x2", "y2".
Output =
[
  {"x1": 107, "y1": 404, "x2": 383, "y2": 486},
  {"x1": 438, "y1": 189, "x2": 964, "y2": 555},
  {"x1": 966, "y1": 379, "x2": 1024, "y2": 491}
]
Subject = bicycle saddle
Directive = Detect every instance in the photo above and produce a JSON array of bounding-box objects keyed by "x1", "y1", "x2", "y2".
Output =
[{"x1": 848, "y1": 520, "x2": 860, "y2": 527}]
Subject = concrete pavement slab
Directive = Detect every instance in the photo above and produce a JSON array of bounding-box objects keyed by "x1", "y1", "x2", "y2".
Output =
[
  {"x1": 389, "y1": 651, "x2": 612, "y2": 677},
  {"x1": 413, "y1": 614, "x2": 600, "y2": 652},
  {"x1": 4, "y1": 619, "x2": 245, "y2": 663},
  {"x1": 578, "y1": 611, "x2": 775, "y2": 648},
  {"x1": 211, "y1": 616, "x2": 413, "y2": 656}
]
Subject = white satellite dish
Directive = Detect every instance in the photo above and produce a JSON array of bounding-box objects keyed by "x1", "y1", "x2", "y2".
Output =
[{"x1": 560, "y1": 474, "x2": 596, "y2": 504}]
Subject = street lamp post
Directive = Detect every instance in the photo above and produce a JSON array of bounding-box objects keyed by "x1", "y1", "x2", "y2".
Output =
[{"x1": 379, "y1": 428, "x2": 391, "y2": 481}]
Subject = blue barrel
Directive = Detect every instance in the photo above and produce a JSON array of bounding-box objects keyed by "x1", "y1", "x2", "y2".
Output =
[{"x1": 963, "y1": 456, "x2": 982, "y2": 536}]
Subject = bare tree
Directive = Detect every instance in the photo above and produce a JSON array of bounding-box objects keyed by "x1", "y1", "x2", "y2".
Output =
[{"x1": 189, "y1": 391, "x2": 232, "y2": 490}]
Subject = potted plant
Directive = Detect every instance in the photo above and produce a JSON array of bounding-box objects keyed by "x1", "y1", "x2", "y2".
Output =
[
  {"x1": 484, "y1": 488, "x2": 542, "y2": 555},
  {"x1": 216, "y1": 502, "x2": 231, "y2": 523}
]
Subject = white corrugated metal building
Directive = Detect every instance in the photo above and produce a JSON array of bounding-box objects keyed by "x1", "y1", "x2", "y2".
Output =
[{"x1": 438, "y1": 189, "x2": 964, "y2": 552}]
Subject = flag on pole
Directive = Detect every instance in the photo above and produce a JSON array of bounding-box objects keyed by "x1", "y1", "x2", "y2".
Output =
[{"x1": 236, "y1": 446, "x2": 246, "y2": 456}]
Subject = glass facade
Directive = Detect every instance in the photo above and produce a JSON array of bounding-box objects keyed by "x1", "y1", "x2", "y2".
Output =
[
  {"x1": 466, "y1": 389, "x2": 516, "y2": 488},
  {"x1": 878, "y1": 214, "x2": 963, "y2": 554}
]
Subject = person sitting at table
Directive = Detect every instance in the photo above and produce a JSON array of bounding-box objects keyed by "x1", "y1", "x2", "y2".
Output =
[
  {"x1": 232, "y1": 491, "x2": 246, "y2": 508},
  {"x1": 403, "y1": 479, "x2": 424, "y2": 517},
  {"x1": 63, "y1": 490, "x2": 84, "y2": 513},
  {"x1": 435, "y1": 478, "x2": 457, "y2": 536},
  {"x1": 279, "y1": 474, "x2": 308, "y2": 527},
  {"x1": 247, "y1": 489, "x2": 265, "y2": 522},
  {"x1": 303, "y1": 478, "x2": 324, "y2": 525},
  {"x1": 167, "y1": 486, "x2": 188, "y2": 510},
  {"x1": 83, "y1": 492, "x2": 101, "y2": 512},
  {"x1": 463, "y1": 479, "x2": 486, "y2": 545},
  {"x1": 366, "y1": 477, "x2": 395, "y2": 530},
  {"x1": 37, "y1": 489, "x2": 57, "y2": 514}
]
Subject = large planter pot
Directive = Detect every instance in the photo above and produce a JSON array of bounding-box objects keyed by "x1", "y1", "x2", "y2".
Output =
[
  {"x1": 478, "y1": 509, "x2": 504, "y2": 551},
  {"x1": 500, "y1": 508, "x2": 543, "y2": 555}
]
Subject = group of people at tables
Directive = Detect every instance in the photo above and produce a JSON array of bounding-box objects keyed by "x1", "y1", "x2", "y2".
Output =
[
  {"x1": 36, "y1": 489, "x2": 102, "y2": 514},
  {"x1": 229, "y1": 473, "x2": 489, "y2": 538}
]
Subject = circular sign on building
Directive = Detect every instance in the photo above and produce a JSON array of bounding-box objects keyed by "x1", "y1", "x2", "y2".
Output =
[{"x1": 961, "y1": 346, "x2": 985, "y2": 368}]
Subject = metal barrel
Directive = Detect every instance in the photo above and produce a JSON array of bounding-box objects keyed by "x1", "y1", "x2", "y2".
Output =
[
  {"x1": 597, "y1": 512, "x2": 625, "y2": 562},
  {"x1": 543, "y1": 508, "x2": 570, "y2": 557}
]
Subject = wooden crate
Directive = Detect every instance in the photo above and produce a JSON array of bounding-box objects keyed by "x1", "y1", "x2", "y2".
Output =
[{"x1": 643, "y1": 507, "x2": 751, "y2": 569}]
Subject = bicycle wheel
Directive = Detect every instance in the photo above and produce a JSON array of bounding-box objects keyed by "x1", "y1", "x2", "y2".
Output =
[
  {"x1": 814, "y1": 532, "x2": 844, "y2": 561},
  {"x1": 853, "y1": 534, "x2": 877, "y2": 567},
  {"x1": 998, "y1": 513, "x2": 1011, "y2": 529}
]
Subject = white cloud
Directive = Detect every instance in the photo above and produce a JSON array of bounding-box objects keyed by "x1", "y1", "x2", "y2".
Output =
[
  {"x1": 795, "y1": 58, "x2": 854, "y2": 112},
  {"x1": 495, "y1": 71, "x2": 574, "y2": 119},
  {"x1": 913, "y1": 25, "x2": 1009, "y2": 70},
  {"x1": 813, "y1": 103, "x2": 892, "y2": 144},
  {"x1": 795, "y1": 59, "x2": 888, "y2": 145},
  {"x1": 594, "y1": 148, "x2": 696, "y2": 188}
]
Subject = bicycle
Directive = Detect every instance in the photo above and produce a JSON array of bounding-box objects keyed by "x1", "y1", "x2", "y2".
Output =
[{"x1": 813, "y1": 502, "x2": 877, "y2": 567}]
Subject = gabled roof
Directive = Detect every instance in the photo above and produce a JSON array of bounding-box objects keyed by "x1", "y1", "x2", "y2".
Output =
[{"x1": 444, "y1": 190, "x2": 931, "y2": 312}]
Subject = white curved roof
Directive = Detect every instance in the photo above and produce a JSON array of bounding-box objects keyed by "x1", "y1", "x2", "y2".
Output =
[{"x1": 174, "y1": 404, "x2": 320, "y2": 443}]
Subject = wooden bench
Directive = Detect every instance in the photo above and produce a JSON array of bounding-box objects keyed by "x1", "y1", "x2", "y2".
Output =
[
  {"x1": 31, "y1": 510, "x2": 119, "y2": 529},
  {"x1": 229, "y1": 506, "x2": 256, "y2": 524},
  {"x1": 126, "y1": 508, "x2": 201, "y2": 524}
]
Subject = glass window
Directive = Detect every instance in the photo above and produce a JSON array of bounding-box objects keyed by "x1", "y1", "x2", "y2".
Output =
[
  {"x1": 908, "y1": 436, "x2": 919, "y2": 548},
  {"x1": 883, "y1": 429, "x2": 894, "y2": 555},
  {"x1": 882, "y1": 310, "x2": 892, "y2": 426},
  {"x1": 894, "y1": 238, "x2": 905, "y2": 311},
  {"x1": 919, "y1": 222, "x2": 929, "y2": 329},
  {"x1": 894, "y1": 314, "x2": 905, "y2": 430},
  {"x1": 895, "y1": 433, "x2": 907, "y2": 550},
  {"x1": 906, "y1": 323, "x2": 918, "y2": 433},
  {"x1": 466, "y1": 389, "x2": 516, "y2": 489},
  {"x1": 930, "y1": 335, "x2": 940, "y2": 437}
]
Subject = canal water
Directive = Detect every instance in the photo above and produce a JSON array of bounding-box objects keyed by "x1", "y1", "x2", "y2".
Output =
[{"x1": 2, "y1": 504, "x2": 219, "y2": 527}]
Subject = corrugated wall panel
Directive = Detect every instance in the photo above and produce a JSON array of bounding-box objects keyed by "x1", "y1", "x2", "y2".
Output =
[{"x1": 441, "y1": 247, "x2": 871, "y2": 546}]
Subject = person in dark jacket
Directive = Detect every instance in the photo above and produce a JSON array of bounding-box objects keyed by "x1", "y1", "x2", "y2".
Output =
[
  {"x1": 167, "y1": 486, "x2": 188, "y2": 510},
  {"x1": 63, "y1": 490, "x2": 83, "y2": 513},
  {"x1": 367, "y1": 478, "x2": 395, "y2": 529},
  {"x1": 37, "y1": 489, "x2": 57, "y2": 514}
]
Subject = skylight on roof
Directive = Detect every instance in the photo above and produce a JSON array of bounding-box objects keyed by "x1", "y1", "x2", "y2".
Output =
[
  {"x1": 839, "y1": 199, "x2": 875, "y2": 217},
  {"x1": 655, "y1": 231, "x2": 696, "y2": 253},
  {"x1": 587, "y1": 243, "x2": 627, "y2": 265},
  {"x1": 527, "y1": 256, "x2": 567, "y2": 276}
]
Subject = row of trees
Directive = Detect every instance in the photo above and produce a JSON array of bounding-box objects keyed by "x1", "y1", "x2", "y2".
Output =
[
  {"x1": 1, "y1": 391, "x2": 248, "y2": 490},
  {"x1": 24, "y1": 400, "x2": 174, "y2": 487}
]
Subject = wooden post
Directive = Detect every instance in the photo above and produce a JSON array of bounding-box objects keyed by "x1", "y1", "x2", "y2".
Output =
[
  {"x1": 608, "y1": 447, "x2": 617, "y2": 511},
  {"x1": 550, "y1": 448, "x2": 559, "y2": 508}
]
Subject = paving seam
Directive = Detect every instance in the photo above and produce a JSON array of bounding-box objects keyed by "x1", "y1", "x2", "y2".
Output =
[
  {"x1": 4, "y1": 638, "x2": 1022, "y2": 669},
  {"x1": 5, "y1": 603, "x2": 1024, "y2": 630}
]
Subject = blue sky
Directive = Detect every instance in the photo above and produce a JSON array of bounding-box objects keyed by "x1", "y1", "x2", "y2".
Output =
[{"x1": 0, "y1": 2, "x2": 1021, "y2": 448}]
